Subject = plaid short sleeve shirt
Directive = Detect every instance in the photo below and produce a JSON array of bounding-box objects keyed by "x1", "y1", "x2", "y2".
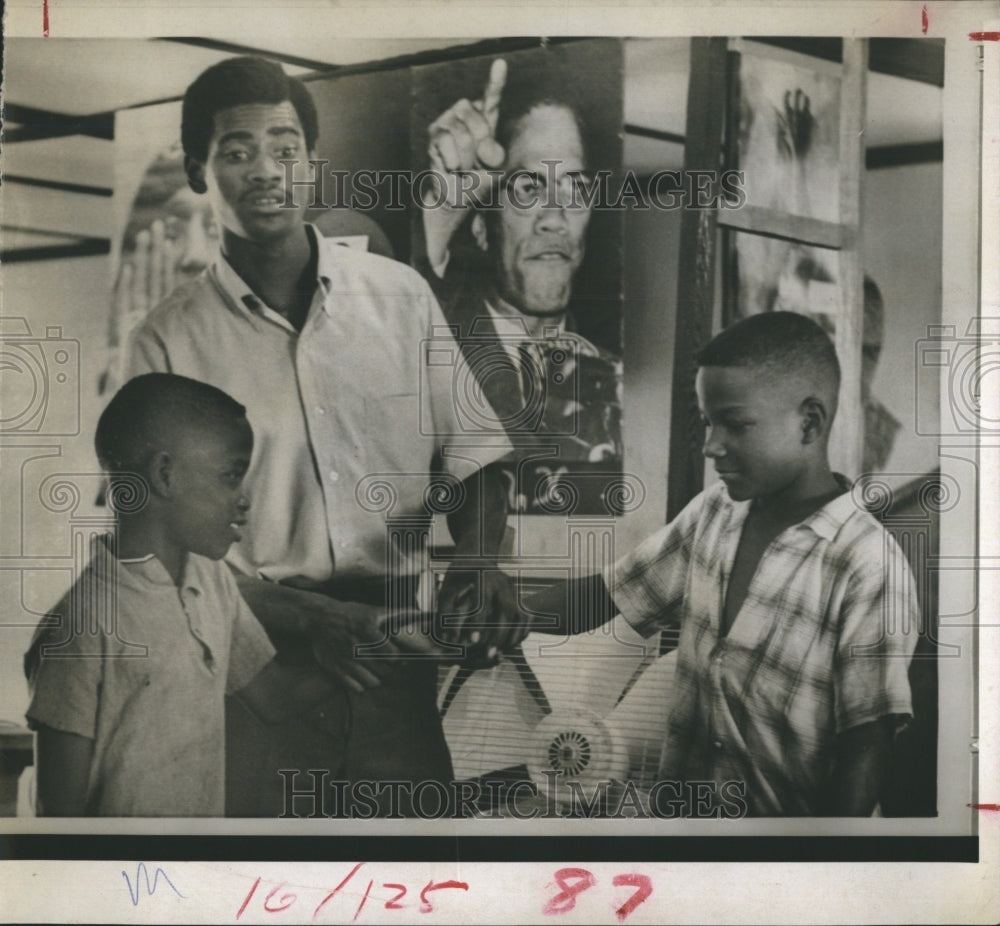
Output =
[{"x1": 606, "y1": 480, "x2": 919, "y2": 816}]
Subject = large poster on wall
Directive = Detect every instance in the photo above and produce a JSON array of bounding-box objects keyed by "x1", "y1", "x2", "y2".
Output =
[
  {"x1": 411, "y1": 41, "x2": 625, "y2": 516},
  {"x1": 106, "y1": 104, "x2": 209, "y2": 400}
]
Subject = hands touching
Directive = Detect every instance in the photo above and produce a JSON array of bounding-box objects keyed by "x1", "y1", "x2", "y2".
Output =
[{"x1": 437, "y1": 563, "x2": 531, "y2": 669}]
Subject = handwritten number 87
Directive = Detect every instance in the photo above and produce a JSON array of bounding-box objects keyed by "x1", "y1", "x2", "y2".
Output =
[{"x1": 543, "y1": 868, "x2": 653, "y2": 922}]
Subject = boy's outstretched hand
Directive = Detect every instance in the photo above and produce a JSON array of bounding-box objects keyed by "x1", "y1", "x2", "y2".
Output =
[{"x1": 437, "y1": 565, "x2": 531, "y2": 667}]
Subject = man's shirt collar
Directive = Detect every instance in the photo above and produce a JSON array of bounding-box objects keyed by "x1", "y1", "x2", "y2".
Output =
[{"x1": 213, "y1": 223, "x2": 331, "y2": 325}]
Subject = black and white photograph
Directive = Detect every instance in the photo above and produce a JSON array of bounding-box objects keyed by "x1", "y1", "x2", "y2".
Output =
[{"x1": 0, "y1": 0, "x2": 996, "y2": 923}]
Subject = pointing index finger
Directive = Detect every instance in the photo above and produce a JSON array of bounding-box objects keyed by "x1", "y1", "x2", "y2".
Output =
[{"x1": 481, "y1": 58, "x2": 507, "y2": 129}]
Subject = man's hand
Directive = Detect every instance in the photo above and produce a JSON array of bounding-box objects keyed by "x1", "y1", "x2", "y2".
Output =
[
  {"x1": 422, "y1": 58, "x2": 508, "y2": 268},
  {"x1": 437, "y1": 564, "x2": 529, "y2": 667},
  {"x1": 306, "y1": 597, "x2": 397, "y2": 692},
  {"x1": 234, "y1": 574, "x2": 458, "y2": 693},
  {"x1": 309, "y1": 600, "x2": 449, "y2": 687}
]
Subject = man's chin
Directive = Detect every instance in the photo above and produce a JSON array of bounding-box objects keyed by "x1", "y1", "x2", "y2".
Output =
[
  {"x1": 496, "y1": 284, "x2": 569, "y2": 318},
  {"x1": 515, "y1": 288, "x2": 574, "y2": 317},
  {"x1": 515, "y1": 267, "x2": 576, "y2": 314},
  {"x1": 234, "y1": 209, "x2": 304, "y2": 240},
  {"x1": 191, "y1": 543, "x2": 231, "y2": 562}
]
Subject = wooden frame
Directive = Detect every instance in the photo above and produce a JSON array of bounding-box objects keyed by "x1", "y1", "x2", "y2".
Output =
[{"x1": 670, "y1": 36, "x2": 868, "y2": 514}]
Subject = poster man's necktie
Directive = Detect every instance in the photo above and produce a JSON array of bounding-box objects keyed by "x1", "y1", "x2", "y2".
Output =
[{"x1": 517, "y1": 339, "x2": 546, "y2": 413}]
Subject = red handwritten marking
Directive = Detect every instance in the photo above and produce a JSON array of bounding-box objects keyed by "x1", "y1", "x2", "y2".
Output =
[
  {"x1": 969, "y1": 32, "x2": 1000, "y2": 41},
  {"x1": 353, "y1": 880, "x2": 374, "y2": 922},
  {"x1": 239, "y1": 868, "x2": 470, "y2": 922},
  {"x1": 611, "y1": 874, "x2": 653, "y2": 922},
  {"x1": 313, "y1": 862, "x2": 364, "y2": 921},
  {"x1": 43, "y1": 0, "x2": 49, "y2": 36},
  {"x1": 921, "y1": 5, "x2": 928, "y2": 34},
  {"x1": 419, "y1": 879, "x2": 470, "y2": 914},
  {"x1": 968, "y1": 803, "x2": 1000, "y2": 812},
  {"x1": 264, "y1": 883, "x2": 297, "y2": 913},
  {"x1": 383, "y1": 883, "x2": 407, "y2": 910},
  {"x1": 543, "y1": 868, "x2": 596, "y2": 916},
  {"x1": 236, "y1": 877, "x2": 261, "y2": 919}
]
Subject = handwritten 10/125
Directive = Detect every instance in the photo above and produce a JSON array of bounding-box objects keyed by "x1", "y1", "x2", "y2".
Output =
[{"x1": 230, "y1": 863, "x2": 653, "y2": 921}]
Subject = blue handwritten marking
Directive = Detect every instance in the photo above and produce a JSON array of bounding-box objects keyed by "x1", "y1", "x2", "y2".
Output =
[{"x1": 121, "y1": 862, "x2": 184, "y2": 906}]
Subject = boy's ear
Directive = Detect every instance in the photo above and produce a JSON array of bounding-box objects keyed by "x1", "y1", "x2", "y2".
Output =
[
  {"x1": 799, "y1": 396, "x2": 829, "y2": 444},
  {"x1": 148, "y1": 450, "x2": 174, "y2": 497},
  {"x1": 184, "y1": 155, "x2": 208, "y2": 195}
]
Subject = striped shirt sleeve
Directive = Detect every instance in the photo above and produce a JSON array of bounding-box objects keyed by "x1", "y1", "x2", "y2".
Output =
[
  {"x1": 834, "y1": 532, "x2": 920, "y2": 733},
  {"x1": 604, "y1": 490, "x2": 706, "y2": 638}
]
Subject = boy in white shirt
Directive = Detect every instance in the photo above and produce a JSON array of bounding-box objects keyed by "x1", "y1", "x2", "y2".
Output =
[{"x1": 26, "y1": 373, "x2": 340, "y2": 815}]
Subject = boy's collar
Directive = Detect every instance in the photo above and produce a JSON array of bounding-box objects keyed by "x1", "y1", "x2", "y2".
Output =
[
  {"x1": 92, "y1": 534, "x2": 203, "y2": 595},
  {"x1": 795, "y1": 473, "x2": 859, "y2": 541},
  {"x1": 725, "y1": 473, "x2": 859, "y2": 542}
]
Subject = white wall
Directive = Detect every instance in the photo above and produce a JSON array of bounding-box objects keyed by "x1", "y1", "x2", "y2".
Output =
[{"x1": 1, "y1": 253, "x2": 112, "y2": 725}]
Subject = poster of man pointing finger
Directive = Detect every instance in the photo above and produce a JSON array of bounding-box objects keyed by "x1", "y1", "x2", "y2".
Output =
[{"x1": 411, "y1": 41, "x2": 625, "y2": 517}]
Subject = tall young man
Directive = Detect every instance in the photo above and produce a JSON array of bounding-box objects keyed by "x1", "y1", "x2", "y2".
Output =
[{"x1": 128, "y1": 56, "x2": 524, "y2": 815}]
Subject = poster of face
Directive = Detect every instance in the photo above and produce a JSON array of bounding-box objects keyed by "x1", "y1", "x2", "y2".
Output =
[
  {"x1": 411, "y1": 41, "x2": 625, "y2": 516},
  {"x1": 103, "y1": 105, "x2": 218, "y2": 399}
]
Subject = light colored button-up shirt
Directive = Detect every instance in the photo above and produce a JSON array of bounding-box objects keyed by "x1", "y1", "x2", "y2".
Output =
[
  {"x1": 25, "y1": 536, "x2": 275, "y2": 816},
  {"x1": 606, "y1": 480, "x2": 919, "y2": 815},
  {"x1": 127, "y1": 227, "x2": 511, "y2": 586}
]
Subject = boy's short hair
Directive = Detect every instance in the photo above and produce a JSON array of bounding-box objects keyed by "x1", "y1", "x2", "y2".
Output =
[
  {"x1": 696, "y1": 310, "x2": 841, "y2": 396},
  {"x1": 96, "y1": 373, "x2": 247, "y2": 475},
  {"x1": 181, "y1": 56, "x2": 319, "y2": 164}
]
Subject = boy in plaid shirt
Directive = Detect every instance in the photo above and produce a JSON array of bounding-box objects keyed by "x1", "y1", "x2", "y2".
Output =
[{"x1": 523, "y1": 312, "x2": 918, "y2": 815}]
